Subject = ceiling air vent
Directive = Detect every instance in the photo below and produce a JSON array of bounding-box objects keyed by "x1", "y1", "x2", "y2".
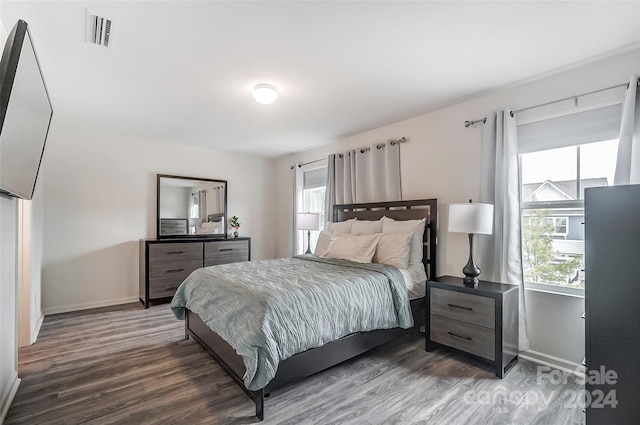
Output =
[{"x1": 86, "y1": 10, "x2": 113, "y2": 48}]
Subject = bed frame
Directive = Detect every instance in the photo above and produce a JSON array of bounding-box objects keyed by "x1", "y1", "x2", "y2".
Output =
[{"x1": 184, "y1": 198, "x2": 438, "y2": 420}]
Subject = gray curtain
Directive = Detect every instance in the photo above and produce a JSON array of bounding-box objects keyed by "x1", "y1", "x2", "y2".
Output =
[
  {"x1": 198, "y1": 190, "x2": 207, "y2": 220},
  {"x1": 216, "y1": 186, "x2": 225, "y2": 214},
  {"x1": 188, "y1": 192, "x2": 198, "y2": 218},
  {"x1": 614, "y1": 74, "x2": 640, "y2": 185},
  {"x1": 325, "y1": 155, "x2": 337, "y2": 222},
  {"x1": 479, "y1": 110, "x2": 530, "y2": 351},
  {"x1": 325, "y1": 142, "x2": 401, "y2": 222}
]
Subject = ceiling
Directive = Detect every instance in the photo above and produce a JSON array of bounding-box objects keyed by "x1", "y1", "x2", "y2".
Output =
[{"x1": 2, "y1": 1, "x2": 639, "y2": 157}]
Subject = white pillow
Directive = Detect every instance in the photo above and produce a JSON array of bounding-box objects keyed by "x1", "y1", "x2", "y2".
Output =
[
  {"x1": 326, "y1": 218, "x2": 356, "y2": 234},
  {"x1": 382, "y1": 217, "x2": 426, "y2": 267},
  {"x1": 321, "y1": 233, "x2": 382, "y2": 263},
  {"x1": 351, "y1": 219, "x2": 383, "y2": 235},
  {"x1": 374, "y1": 233, "x2": 412, "y2": 269},
  {"x1": 314, "y1": 230, "x2": 332, "y2": 256}
]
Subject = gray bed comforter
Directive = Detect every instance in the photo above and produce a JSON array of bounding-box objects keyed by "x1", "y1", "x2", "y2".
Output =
[{"x1": 170, "y1": 255, "x2": 413, "y2": 391}]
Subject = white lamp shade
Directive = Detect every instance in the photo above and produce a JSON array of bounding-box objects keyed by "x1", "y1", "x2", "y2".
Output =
[
  {"x1": 296, "y1": 213, "x2": 320, "y2": 231},
  {"x1": 448, "y1": 203, "x2": 494, "y2": 235}
]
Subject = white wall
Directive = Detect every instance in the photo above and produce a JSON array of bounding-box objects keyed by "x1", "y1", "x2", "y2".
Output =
[
  {"x1": 0, "y1": 195, "x2": 19, "y2": 423},
  {"x1": 275, "y1": 48, "x2": 640, "y2": 366},
  {"x1": 158, "y1": 185, "x2": 189, "y2": 218},
  {"x1": 0, "y1": 4, "x2": 21, "y2": 419},
  {"x1": 40, "y1": 115, "x2": 277, "y2": 314}
]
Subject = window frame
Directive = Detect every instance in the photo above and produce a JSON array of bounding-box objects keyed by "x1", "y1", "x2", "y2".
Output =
[{"x1": 295, "y1": 160, "x2": 328, "y2": 255}]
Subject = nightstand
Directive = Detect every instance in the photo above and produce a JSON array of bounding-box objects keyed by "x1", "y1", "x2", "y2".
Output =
[{"x1": 425, "y1": 275, "x2": 519, "y2": 378}]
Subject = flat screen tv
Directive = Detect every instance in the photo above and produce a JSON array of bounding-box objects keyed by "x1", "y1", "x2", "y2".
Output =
[{"x1": 0, "y1": 20, "x2": 52, "y2": 200}]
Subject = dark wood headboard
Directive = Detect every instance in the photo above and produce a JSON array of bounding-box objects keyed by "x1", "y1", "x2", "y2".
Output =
[{"x1": 334, "y1": 199, "x2": 438, "y2": 280}]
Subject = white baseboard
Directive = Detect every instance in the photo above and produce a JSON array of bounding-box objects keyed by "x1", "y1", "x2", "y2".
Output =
[
  {"x1": 0, "y1": 372, "x2": 20, "y2": 424},
  {"x1": 43, "y1": 297, "x2": 139, "y2": 315},
  {"x1": 520, "y1": 349, "x2": 586, "y2": 377},
  {"x1": 30, "y1": 311, "x2": 44, "y2": 344}
]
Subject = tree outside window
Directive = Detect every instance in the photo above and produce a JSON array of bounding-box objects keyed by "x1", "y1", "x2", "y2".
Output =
[{"x1": 520, "y1": 139, "x2": 618, "y2": 291}]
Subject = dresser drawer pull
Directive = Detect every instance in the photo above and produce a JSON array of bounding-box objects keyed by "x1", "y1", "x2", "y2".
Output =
[
  {"x1": 219, "y1": 248, "x2": 234, "y2": 252},
  {"x1": 166, "y1": 268, "x2": 185, "y2": 273},
  {"x1": 167, "y1": 251, "x2": 185, "y2": 254},
  {"x1": 448, "y1": 303, "x2": 473, "y2": 311},
  {"x1": 448, "y1": 331, "x2": 472, "y2": 341}
]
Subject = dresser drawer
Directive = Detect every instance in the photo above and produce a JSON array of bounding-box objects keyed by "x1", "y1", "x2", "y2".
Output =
[
  {"x1": 430, "y1": 287, "x2": 495, "y2": 329},
  {"x1": 159, "y1": 219, "x2": 188, "y2": 236},
  {"x1": 205, "y1": 240, "x2": 249, "y2": 261},
  {"x1": 148, "y1": 277, "x2": 183, "y2": 298},
  {"x1": 431, "y1": 315, "x2": 495, "y2": 361},
  {"x1": 149, "y1": 259, "x2": 202, "y2": 280},
  {"x1": 149, "y1": 242, "x2": 202, "y2": 262},
  {"x1": 204, "y1": 256, "x2": 246, "y2": 267}
]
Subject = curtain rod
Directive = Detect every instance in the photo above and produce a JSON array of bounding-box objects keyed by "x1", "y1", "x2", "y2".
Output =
[
  {"x1": 464, "y1": 77, "x2": 637, "y2": 127},
  {"x1": 289, "y1": 137, "x2": 407, "y2": 169},
  {"x1": 289, "y1": 158, "x2": 326, "y2": 170},
  {"x1": 359, "y1": 137, "x2": 407, "y2": 153},
  {"x1": 512, "y1": 81, "x2": 631, "y2": 115}
]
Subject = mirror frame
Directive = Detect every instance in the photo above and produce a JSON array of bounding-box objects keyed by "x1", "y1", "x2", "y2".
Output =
[{"x1": 156, "y1": 174, "x2": 228, "y2": 239}]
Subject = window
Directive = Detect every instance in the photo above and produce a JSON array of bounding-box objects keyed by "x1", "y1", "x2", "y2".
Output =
[
  {"x1": 295, "y1": 162, "x2": 327, "y2": 254},
  {"x1": 517, "y1": 101, "x2": 623, "y2": 295},
  {"x1": 520, "y1": 139, "x2": 619, "y2": 292}
]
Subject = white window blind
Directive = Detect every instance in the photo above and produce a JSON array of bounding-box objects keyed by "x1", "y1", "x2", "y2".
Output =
[
  {"x1": 303, "y1": 167, "x2": 327, "y2": 190},
  {"x1": 517, "y1": 103, "x2": 622, "y2": 154}
]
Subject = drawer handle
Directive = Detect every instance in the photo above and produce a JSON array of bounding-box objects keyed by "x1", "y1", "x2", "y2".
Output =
[
  {"x1": 219, "y1": 248, "x2": 234, "y2": 252},
  {"x1": 448, "y1": 331, "x2": 472, "y2": 341},
  {"x1": 166, "y1": 268, "x2": 185, "y2": 273},
  {"x1": 448, "y1": 303, "x2": 472, "y2": 311},
  {"x1": 167, "y1": 251, "x2": 184, "y2": 254}
]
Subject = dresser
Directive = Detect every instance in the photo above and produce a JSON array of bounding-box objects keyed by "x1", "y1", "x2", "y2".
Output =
[
  {"x1": 585, "y1": 185, "x2": 640, "y2": 424},
  {"x1": 139, "y1": 237, "x2": 251, "y2": 308},
  {"x1": 425, "y1": 275, "x2": 519, "y2": 378}
]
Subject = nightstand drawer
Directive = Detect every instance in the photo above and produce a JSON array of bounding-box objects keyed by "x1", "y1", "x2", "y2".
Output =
[
  {"x1": 430, "y1": 287, "x2": 495, "y2": 329},
  {"x1": 149, "y1": 259, "x2": 202, "y2": 280},
  {"x1": 431, "y1": 315, "x2": 495, "y2": 361},
  {"x1": 149, "y1": 243, "x2": 202, "y2": 262},
  {"x1": 205, "y1": 240, "x2": 249, "y2": 261}
]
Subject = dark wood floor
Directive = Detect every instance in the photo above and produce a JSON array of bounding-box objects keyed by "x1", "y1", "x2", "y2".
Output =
[{"x1": 6, "y1": 303, "x2": 584, "y2": 425}]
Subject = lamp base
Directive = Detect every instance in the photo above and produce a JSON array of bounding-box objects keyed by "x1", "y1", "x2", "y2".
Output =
[
  {"x1": 463, "y1": 276, "x2": 479, "y2": 288},
  {"x1": 305, "y1": 229, "x2": 312, "y2": 254},
  {"x1": 462, "y1": 233, "x2": 480, "y2": 288}
]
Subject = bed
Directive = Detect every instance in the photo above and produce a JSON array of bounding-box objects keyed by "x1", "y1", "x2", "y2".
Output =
[{"x1": 172, "y1": 199, "x2": 437, "y2": 420}]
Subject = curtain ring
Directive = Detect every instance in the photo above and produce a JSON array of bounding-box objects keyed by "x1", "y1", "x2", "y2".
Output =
[
  {"x1": 389, "y1": 140, "x2": 396, "y2": 146},
  {"x1": 360, "y1": 148, "x2": 367, "y2": 153},
  {"x1": 376, "y1": 143, "x2": 384, "y2": 149},
  {"x1": 338, "y1": 154, "x2": 343, "y2": 159}
]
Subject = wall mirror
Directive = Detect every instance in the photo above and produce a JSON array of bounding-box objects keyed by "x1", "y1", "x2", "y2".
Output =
[{"x1": 157, "y1": 174, "x2": 228, "y2": 238}]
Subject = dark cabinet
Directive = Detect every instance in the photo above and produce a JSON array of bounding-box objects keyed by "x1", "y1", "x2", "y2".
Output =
[
  {"x1": 426, "y1": 275, "x2": 519, "y2": 378},
  {"x1": 585, "y1": 184, "x2": 640, "y2": 424},
  {"x1": 139, "y1": 237, "x2": 251, "y2": 308}
]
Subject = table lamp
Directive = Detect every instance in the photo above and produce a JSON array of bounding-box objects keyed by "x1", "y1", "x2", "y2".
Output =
[
  {"x1": 297, "y1": 213, "x2": 320, "y2": 254},
  {"x1": 448, "y1": 200, "x2": 494, "y2": 287}
]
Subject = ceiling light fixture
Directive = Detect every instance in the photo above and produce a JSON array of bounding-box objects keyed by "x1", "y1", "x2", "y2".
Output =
[{"x1": 252, "y1": 84, "x2": 278, "y2": 105}]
